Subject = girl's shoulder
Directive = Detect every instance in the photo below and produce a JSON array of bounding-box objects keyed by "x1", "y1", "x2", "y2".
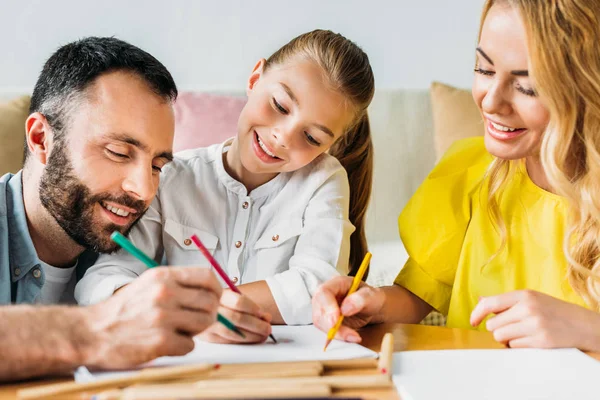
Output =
[
  {"x1": 290, "y1": 153, "x2": 348, "y2": 187},
  {"x1": 159, "y1": 143, "x2": 223, "y2": 187}
]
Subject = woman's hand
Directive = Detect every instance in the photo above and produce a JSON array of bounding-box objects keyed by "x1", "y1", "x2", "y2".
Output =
[
  {"x1": 471, "y1": 290, "x2": 600, "y2": 351},
  {"x1": 312, "y1": 276, "x2": 386, "y2": 343}
]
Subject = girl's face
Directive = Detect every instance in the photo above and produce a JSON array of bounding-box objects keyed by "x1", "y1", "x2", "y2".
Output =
[
  {"x1": 236, "y1": 58, "x2": 355, "y2": 176},
  {"x1": 472, "y1": 3, "x2": 550, "y2": 160}
]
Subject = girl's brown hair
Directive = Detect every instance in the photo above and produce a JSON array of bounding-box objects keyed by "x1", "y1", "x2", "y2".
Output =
[{"x1": 266, "y1": 30, "x2": 375, "y2": 276}]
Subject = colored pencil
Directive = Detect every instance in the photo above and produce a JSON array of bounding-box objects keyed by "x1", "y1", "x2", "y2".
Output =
[
  {"x1": 323, "y1": 252, "x2": 372, "y2": 351},
  {"x1": 110, "y1": 232, "x2": 245, "y2": 338},
  {"x1": 190, "y1": 234, "x2": 278, "y2": 343}
]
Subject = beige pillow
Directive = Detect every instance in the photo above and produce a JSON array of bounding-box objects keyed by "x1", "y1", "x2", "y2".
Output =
[
  {"x1": 430, "y1": 82, "x2": 483, "y2": 160},
  {"x1": 0, "y1": 95, "x2": 30, "y2": 175}
]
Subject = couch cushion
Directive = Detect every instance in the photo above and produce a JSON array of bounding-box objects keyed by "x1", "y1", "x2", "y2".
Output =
[
  {"x1": 430, "y1": 82, "x2": 483, "y2": 160},
  {"x1": 0, "y1": 96, "x2": 30, "y2": 175},
  {"x1": 173, "y1": 92, "x2": 246, "y2": 152}
]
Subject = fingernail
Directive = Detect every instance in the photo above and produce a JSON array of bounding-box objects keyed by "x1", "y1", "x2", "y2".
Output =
[{"x1": 347, "y1": 333, "x2": 361, "y2": 343}]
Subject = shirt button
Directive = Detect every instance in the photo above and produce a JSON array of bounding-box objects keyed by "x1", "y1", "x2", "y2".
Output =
[
  {"x1": 235, "y1": 241, "x2": 242, "y2": 248},
  {"x1": 33, "y1": 269, "x2": 42, "y2": 279},
  {"x1": 272, "y1": 234, "x2": 279, "y2": 242},
  {"x1": 232, "y1": 277, "x2": 239, "y2": 284},
  {"x1": 14, "y1": 268, "x2": 21, "y2": 276},
  {"x1": 242, "y1": 202, "x2": 249, "y2": 209},
  {"x1": 183, "y1": 238, "x2": 192, "y2": 246}
]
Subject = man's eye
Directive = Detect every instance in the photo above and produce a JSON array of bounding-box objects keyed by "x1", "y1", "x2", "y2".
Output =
[{"x1": 107, "y1": 149, "x2": 129, "y2": 159}]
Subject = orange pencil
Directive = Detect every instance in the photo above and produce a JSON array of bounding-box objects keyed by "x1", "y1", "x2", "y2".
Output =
[{"x1": 190, "y1": 234, "x2": 277, "y2": 343}]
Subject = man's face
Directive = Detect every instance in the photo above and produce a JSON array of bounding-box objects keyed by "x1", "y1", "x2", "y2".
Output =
[{"x1": 39, "y1": 71, "x2": 175, "y2": 253}]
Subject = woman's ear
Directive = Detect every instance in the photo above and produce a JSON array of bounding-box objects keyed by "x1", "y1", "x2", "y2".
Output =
[
  {"x1": 246, "y1": 58, "x2": 267, "y2": 96},
  {"x1": 25, "y1": 112, "x2": 52, "y2": 166}
]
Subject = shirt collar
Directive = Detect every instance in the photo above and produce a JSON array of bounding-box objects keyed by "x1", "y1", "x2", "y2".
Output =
[
  {"x1": 7, "y1": 171, "x2": 41, "y2": 280},
  {"x1": 213, "y1": 138, "x2": 290, "y2": 199}
]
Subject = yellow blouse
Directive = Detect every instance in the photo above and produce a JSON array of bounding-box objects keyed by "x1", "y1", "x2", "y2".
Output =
[{"x1": 394, "y1": 137, "x2": 587, "y2": 330}]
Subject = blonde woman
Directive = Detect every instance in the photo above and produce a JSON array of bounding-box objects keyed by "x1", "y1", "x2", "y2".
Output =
[{"x1": 312, "y1": 0, "x2": 600, "y2": 351}]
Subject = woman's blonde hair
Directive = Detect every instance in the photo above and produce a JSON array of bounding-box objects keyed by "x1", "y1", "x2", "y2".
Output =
[
  {"x1": 265, "y1": 30, "x2": 375, "y2": 277},
  {"x1": 480, "y1": 0, "x2": 600, "y2": 308}
]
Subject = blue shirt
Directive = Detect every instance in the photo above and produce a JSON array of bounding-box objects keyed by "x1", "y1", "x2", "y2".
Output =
[{"x1": 0, "y1": 172, "x2": 97, "y2": 304}]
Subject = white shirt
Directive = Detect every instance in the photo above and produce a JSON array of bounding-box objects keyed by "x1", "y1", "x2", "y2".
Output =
[
  {"x1": 75, "y1": 139, "x2": 353, "y2": 324},
  {"x1": 37, "y1": 261, "x2": 77, "y2": 304}
]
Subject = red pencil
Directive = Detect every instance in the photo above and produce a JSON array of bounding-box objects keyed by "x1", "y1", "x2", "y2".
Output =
[{"x1": 190, "y1": 234, "x2": 277, "y2": 343}]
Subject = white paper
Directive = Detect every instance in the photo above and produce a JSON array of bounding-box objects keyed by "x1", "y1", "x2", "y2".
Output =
[
  {"x1": 392, "y1": 348, "x2": 600, "y2": 400},
  {"x1": 75, "y1": 325, "x2": 377, "y2": 382}
]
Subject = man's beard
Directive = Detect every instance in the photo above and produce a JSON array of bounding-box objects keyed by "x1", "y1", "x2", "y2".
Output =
[{"x1": 39, "y1": 141, "x2": 148, "y2": 253}]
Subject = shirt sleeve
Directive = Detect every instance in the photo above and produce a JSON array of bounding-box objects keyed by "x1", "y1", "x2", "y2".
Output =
[
  {"x1": 265, "y1": 164, "x2": 353, "y2": 325},
  {"x1": 74, "y1": 196, "x2": 165, "y2": 305},
  {"x1": 394, "y1": 137, "x2": 492, "y2": 315}
]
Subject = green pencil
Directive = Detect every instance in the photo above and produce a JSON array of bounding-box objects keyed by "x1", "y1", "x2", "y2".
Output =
[{"x1": 110, "y1": 232, "x2": 245, "y2": 338}]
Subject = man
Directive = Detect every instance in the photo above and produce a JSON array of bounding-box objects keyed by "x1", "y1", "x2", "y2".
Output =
[{"x1": 0, "y1": 37, "x2": 225, "y2": 381}]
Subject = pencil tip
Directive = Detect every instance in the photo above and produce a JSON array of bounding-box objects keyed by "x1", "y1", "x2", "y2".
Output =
[
  {"x1": 323, "y1": 339, "x2": 332, "y2": 352},
  {"x1": 270, "y1": 334, "x2": 278, "y2": 343}
]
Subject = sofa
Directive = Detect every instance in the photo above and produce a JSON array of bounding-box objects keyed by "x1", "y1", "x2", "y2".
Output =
[{"x1": 0, "y1": 83, "x2": 483, "y2": 320}]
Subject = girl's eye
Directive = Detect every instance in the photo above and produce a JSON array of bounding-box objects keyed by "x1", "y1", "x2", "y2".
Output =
[
  {"x1": 305, "y1": 132, "x2": 321, "y2": 146},
  {"x1": 152, "y1": 166, "x2": 162, "y2": 173},
  {"x1": 474, "y1": 68, "x2": 495, "y2": 76},
  {"x1": 273, "y1": 98, "x2": 289, "y2": 114}
]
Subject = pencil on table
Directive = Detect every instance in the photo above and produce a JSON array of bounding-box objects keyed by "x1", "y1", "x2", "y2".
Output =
[
  {"x1": 110, "y1": 232, "x2": 245, "y2": 338},
  {"x1": 323, "y1": 252, "x2": 372, "y2": 351},
  {"x1": 190, "y1": 234, "x2": 278, "y2": 343}
]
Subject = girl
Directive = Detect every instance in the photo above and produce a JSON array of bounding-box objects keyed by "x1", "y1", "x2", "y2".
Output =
[
  {"x1": 313, "y1": 0, "x2": 600, "y2": 351},
  {"x1": 75, "y1": 30, "x2": 375, "y2": 343}
]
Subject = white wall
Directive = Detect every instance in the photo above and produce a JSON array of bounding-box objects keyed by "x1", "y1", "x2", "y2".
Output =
[{"x1": 0, "y1": 0, "x2": 485, "y2": 94}]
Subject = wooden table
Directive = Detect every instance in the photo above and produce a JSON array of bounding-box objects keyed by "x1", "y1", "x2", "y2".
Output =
[{"x1": 2, "y1": 323, "x2": 598, "y2": 400}]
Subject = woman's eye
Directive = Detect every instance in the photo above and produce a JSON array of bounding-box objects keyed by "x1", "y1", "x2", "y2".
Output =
[
  {"x1": 273, "y1": 98, "x2": 289, "y2": 114},
  {"x1": 474, "y1": 68, "x2": 495, "y2": 76},
  {"x1": 516, "y1": 84, "x2": 537, "y2": 97}
]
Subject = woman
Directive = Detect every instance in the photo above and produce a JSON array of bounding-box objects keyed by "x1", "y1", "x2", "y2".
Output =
[{"x1": 312, "y1": 0, "x2": 600, "y2": 350}]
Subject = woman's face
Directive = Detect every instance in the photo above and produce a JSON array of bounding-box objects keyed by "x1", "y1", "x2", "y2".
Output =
[{"x1": 472, "y1": 3, "x2": 550, "y2": 160}]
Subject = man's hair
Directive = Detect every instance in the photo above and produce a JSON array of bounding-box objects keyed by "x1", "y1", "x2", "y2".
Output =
[{"x1": 25, "y1": 36, "x2": 178, "y2": 163}]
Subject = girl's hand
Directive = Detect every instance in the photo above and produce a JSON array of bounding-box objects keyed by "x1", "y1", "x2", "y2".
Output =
[
  {"x1": 470, "y1": 290, "x2": 600, "y2": 351},
  {"x1": 197, "y1": 290, "x2": 272, "y2": 344}
]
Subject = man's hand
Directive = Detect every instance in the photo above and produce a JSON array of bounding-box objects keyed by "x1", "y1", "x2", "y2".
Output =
[{"x1": 82, "y1": 266, "x2": 222, "y2": 368}]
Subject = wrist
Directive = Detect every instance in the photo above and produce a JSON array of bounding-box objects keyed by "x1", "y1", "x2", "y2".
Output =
[
  {"x1": 583, "y1": 310, "x2": 600, "y2": 353},
  {"x1": 74, "y1": 304, "x2": 105, "y2": 367},
  {"x1": 369, "y1": 286, "x2": 388, "y2": 324}
]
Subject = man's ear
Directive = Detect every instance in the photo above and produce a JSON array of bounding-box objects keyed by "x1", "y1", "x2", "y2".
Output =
[
  {"x1": 246, "y1": 58, "x2": 267, "y2": 97},
  {"x1": 25, "y1": 112, "x2": 53, "y2": 165}
]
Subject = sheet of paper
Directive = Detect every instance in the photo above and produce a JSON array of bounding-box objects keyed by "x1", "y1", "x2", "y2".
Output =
[
  {"x1": 75, "y1": 325, "x2": 377, "y2": 382},
  {"x1": 392, "y1": 348, "x2": 600, "y2": 400}
]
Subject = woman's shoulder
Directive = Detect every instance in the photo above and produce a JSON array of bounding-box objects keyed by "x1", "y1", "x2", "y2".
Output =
[
  {"x1": 430, "y1": 137, "x2": 493, "y2": 180},
  {"x1": 400, "y1": 137, "x2": 493, "y2": 242}
]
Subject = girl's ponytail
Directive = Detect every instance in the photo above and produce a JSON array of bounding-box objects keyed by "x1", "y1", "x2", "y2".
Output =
[{"x1": 329, "y1": 114, "x2": 373, "y2": 277}]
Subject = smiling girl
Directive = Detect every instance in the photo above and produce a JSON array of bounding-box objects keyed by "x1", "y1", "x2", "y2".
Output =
[{"x1": 75, "y1": 30, "x2": 375, "y2": 342}]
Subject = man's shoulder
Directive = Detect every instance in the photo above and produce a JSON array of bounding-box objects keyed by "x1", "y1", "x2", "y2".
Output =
[{"x1": 0, "y1": 173, "x2": 15, "y2": 217}]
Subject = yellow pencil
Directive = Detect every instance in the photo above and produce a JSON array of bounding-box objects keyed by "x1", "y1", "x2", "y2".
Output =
[{"x1": 323, "y1": 251, "x2": 372, "y2": 351}]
